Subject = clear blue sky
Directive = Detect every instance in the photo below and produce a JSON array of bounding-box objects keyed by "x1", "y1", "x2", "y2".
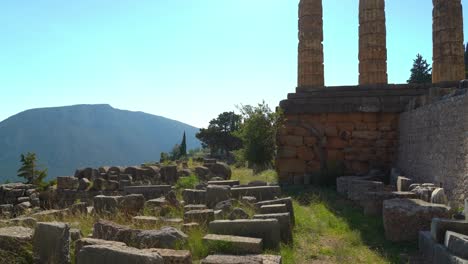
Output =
[{"x1": 1, "y1": 0, "x2": 467, "y2": 128}]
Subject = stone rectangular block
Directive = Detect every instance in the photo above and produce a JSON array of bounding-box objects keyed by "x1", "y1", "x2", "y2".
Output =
[
  {"x1": 209, "y1": 219, "x2": 280, "y2": 249},
  {"x1": 231, "y1": 186, "x2": 281, "y2": 201},
  {"x1": 184, "y1": 209, "x2": 215, "y2": 225},
  {"x1": 348, "y1": 180, "x2": 384, "y2": 202},
  {"x1": 77, "y1": 244, "x2": 163, "y2": 264},
  {"x1": 203, "y1": 234, "x2": 263, "y2": 254},
  {"x1": 182, "y1": 189, "x2": 206, "y2": 205},
  {"x1": 259, "y1": 204, "x2": 288, "y2": 215},
  {"x1": 419, "y1": 231, "x2": 436, "y2": 263},
  {"x1": 124, "y1": 185, "x2": 172, "y2": 199},
  {"x1": 149, "y1": 248, "x2": 192, "y2": 264},
  {"x1": 33, "y1": 222, "x2": 71, "y2": 264},
  {"x1": 206, "y1": 185, "x2": 231, "y2": 208},
  {"x1": 207, "y1": 180, "x2": 240, "y2": 187},
  {"x1": 253, "y1": 213, "x2": 292, "y2": 243},
  {"x1": 444, "y1": 231, "x2": 468, "y2": 259},
  {"x1": 431, "y1": 218, "x2": 468, "y2": 243},
  {"x1": 397, "y1": 176, "x2": 412, "y2": 192},
  {"x1": 255, "y1": 197, "x2": 295, "y2": 225},
  {"x1": 201, "y1": 254, "x2": 282, "y2": 264}
]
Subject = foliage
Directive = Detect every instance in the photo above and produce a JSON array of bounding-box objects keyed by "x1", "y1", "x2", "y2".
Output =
[
  {"x1": 175, "y1": 174, "x2": 199, "y2": 190},
  {"x1": 17, "y1": 152, "x2": 48, "y2": 185},
  {"x1": 234, "y1": 102, "x2": 282, "y2": 171},
  {"x1": 465, "y1": 42, "x2": 468, "y2": 78},
  {"x1": 179, "y1": 132, "x2": 187, "y2": 157},
  {"x1": 196, "y1": 112, "x2": 242, "y2": 156},
  {"x1": 407, "y1": 54, "x2": 432, "y2": 84},
  {"x1": 160, "y1": 152, "x2": 170, "y2": 163}
]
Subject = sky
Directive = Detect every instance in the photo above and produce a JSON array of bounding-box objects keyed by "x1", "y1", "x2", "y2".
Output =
[{"x1": 1, "y1": 0, "x2": 467, "y2": 128}]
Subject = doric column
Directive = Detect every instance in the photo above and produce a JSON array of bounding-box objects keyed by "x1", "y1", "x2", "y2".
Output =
[
  {"x1": 359, "y1": 0, "x2": 388, "y2": 85},
  {"x1": 298, "y1": 0, "x2": 324, "y2": 87},
  {"x1": 433, "y1": 0, "x2": 465, "y2": 84}
]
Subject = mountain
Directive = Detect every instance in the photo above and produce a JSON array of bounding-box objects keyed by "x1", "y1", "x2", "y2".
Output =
[{"x1": 0, "y1": 104, "x2": 201, "y2": 182}]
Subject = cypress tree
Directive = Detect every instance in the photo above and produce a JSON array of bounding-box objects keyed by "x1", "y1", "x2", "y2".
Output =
[{"x1": 179, "y1": 132, "x2": 187, "y2": 157}]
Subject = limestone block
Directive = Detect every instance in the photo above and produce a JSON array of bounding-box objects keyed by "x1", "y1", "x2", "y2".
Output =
[
  {"x1": 33, "y1": 222, "x2": 71, "y2": 264},
  {"x1": 203, "y1": 234, "x2": 263, "y2": 254},
  {"x1": 430, "y1": 218, "x2": 468, "y2": 243},
  {"x1": 397, "y1": 176, "x2": 412, "y2": 192},
  {"x1": 76, "y1": 244, "x2": 163, "y2": 264},
  {"x1": 444, "y1": 231, "x2": 468, "y2": 259},
  {"x1": 254, "y1": 213, "x2": 292, "y2": 243},
  {"x1": 184, "y1": 209, "x2": 215, "y2": 225}
]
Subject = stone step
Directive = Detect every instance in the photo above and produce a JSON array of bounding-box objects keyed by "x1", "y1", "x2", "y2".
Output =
[
  {"x1": 207, "y1": 180, "x2": 240, "y2": 187},
  {"x1": 203, "y1": 234, "x2": 263, "y2": 254},
  {"x1": 201, "y1": 254, "x2": 281, "y2": 264},
  {"x1": 253, "y1": 213, "x2": 292, "y2": 243},
  {"x1": 184, "y1": 209, "x2": 215, "y2": 225},
  {"x1": 259, "y1": 204, "x2": 287, "y2": 215}
]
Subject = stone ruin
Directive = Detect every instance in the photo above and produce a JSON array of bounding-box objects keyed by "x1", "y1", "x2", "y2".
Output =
[
  {"x1": 278, "y1": 0, "x2": 467, "y2": 207},
  {"x1": 0, "y1": 158, "x2": 291, "y2": 263}
]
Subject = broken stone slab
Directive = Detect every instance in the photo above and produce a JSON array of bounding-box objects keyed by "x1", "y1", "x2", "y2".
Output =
[
  {"x1": 431, "y1": 218, "x2": 468, "y2": 243},
  {"x1": 259, "y1": 204, "x2": 288, "y2": 215},
  {"x1": 201, "y1": 254, "x2": 282, "y2": 264},
  {"x1": 445, "y1": 231, "x2": 468, "y2": 259},
  {"x1": 348, "y1": 180, "x2": 384, "y2": 202},
  {"x1": 182, "y1": 223, "x2": 199, "y2": 233},
  {"x1": 206, "y1": 185, "x2": 231, "y2": 208},
  {"x1": 253, "y1": 213, "x2": 292, "y2": 243},
  {"x1": 135, "y1": 227, "x2": 188, "y2": 249},
  {"x1": 229, "y1": 208, "x2": 249, "y2": 220},
  {"x1": 76, "y1": 244, "x2": 164, "y2": 264},
  {"x1": 412, "y1": 186, "x2": 434, "y2": 202},
  {"x1": 57, "y1": 176, "x2": 79, "y2": 190},
  {"x1": 255, "y1": 197, "x2": 295, "y2": 226},
  {"x1": 336, "y1": 176, "x2": 372, "y2": 196},
  {"x1": 390, "y1": 168, "x2": 401, "y2": 187},
  {"x1": 241, "y1": 196, "x2": 257, "y2": 204},
  {"x1": 203, "y1": 234, "x2": 263, "y2": 254},
  {"x1": 145, "y1": 197, "x2": 168, "y2": 209},
  {"x1": 433, "y1": 241, "x2": 468, "y2": 264},
  {"x1": 0, "y1": 226, "x2": 33, "y2": 250},
  {"x1": 397, "y1": 176, "x2": 412, "y2": 192},
  {"x1": 209, "y1": 219, "x2": 280, "y2": 249},
  {"x1": 383, "y1": 199, "x2": 451, "y2": 242},
  {"x1": 94, "y1": 195, "x2": 123, "y2": 214},
  {"x1": 231, "y1": 186, "x2": 281, "y2": 201},
  {"x1": 75, "y1": 238, "x2": 127, "y2": 260},
  {"x1": 31, "y1": 209, "x2": 67, "y2": 220},
  {"x1": 133, "y1": 216, "x2": 159, "y2": 226},
  {"x1": 124, "y1": 185, "x2": 172, "y2": 200},
  {"x1": 182, "y1": 189, "x2": 206, "y2": 205},
  {"x1": 184, "y1": 204, "x2": 208, "y2": 212},
  {"x1": 430, "y1": 188, "x2": 448, "y2": 205},
  {"x1": 93, "y1": 220, "x2": 140, "y2": 246},
  {"x1": 119, "y1": 194, "x2": 145, "y2": 215},
  {"x1": 209, "y1": 162, "x2": 232, "y2": 180},
  {"x1": 207, "y1": 180, "x2": 240, "y2": 187},
  {"x1": 184, "y1": 209, "x2": 215, "y2": 225},
  {"x1": 148, "y1": 248, "x2": 192, "y2": 264},
  {"x1": 10, "y1": 217, "x2": 37, "y2": 228},
  {"x1": 360, "y1": 191, "x2": 418, "y2": 216},
  {"x1": 70, "y1": 228, "x2": 83, "y2": 242},
  {"x1": 33, "y1": 222, "x2": 71, "y2": 264}
]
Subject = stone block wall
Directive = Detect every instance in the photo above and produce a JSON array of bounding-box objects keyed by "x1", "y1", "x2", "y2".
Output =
[
  {"x1": 397, "y1": 92, "x2": 468, "y2": 205},
  {"x1": 277, "y1": 112, "x2": 399, "y2": 185}
]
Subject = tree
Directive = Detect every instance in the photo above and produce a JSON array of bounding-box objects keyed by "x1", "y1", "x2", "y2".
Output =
[
  {"x1": 179, "y1": 132, "x2": 187, "y2": 157},
  {"x1": 235, "y1": 102, "x2": 282, "y2": 171},
  {"x1": 196, "y1": 112, "x2": 242, "y2": 156},
  {"x1": 17, "y1": 152, "x2": 47, "y2": 185},
  {"x1": 407, "y1": 54, "x2": 432, "y2": 84},
  {"x1": 170, "y1": 144, "x2": 181, "y2": 160},
  {"x1": 464, "y1": 42, "x2": 468, "y2": 78}
]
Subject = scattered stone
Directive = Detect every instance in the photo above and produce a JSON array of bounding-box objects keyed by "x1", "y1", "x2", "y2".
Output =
[
  {"x1": 194, "y1": 166, "x2": 210, "y2": 180},
  {"x1": 419, "y1": 231, "x2": 436, "y2": 262},
  {"x1": 124, "y1": 185, "x2": 172, "y2": 200},
  {"x1": 184, "y1": 209, "x2": 214, "y2": 225},
  {"x1": 209, "y1": 219, "x2": 280, "y2": 249},
  {"x1": 10, "y1": 217, "x2": 37, "y2": 228},
  {"x1": 430, "y1": 218, "x2": 468, "y2": 243},
  {"x1": 184, "y1": 204, "x2": 207, "y2": 212},
  {"x1": 94, "y1": 195, "x2": 122, "y2": 214},
  {"x1": 148, "y1": 248, "x2": 192, "y2": 264},
  {"x1": 203, "y1": 234, "x2": 263, "y2": 254},
  {"x1": 135, "y1": 227, "x2": 188, "y2": 249},
  {"x1": 430, "y1": 188, "x2": 448, "y2": 205},
  {"x1": 260, "y1": 204, "x2": 287, "y2": 215},
  {"x1": 182, "y1": 189, "x2": 206, "y2": 205},
  {"x1": 397, "y1": 176, "x2": 412, "y2": 192},
  {"x1": 146, "y1": 197, "x2": 168, "y2": 208},
  {"x1": 182, "y1": 223, "x2": 199, "y2": 233},
  {"x1": 360, "y1": 191, "x2": 418, "y2": 216},
  {"x1": 209, "y1": 162, "x2": 232, "y2": 179},
  {"x1": 120, "y1": 194, "x2": 145, "y2": 215},
  {"x1": 241, "y1": 196, "x2": 257, "y2": 204},
  {"x1": 105, "y1": 180, "x2": 120, "y2": 191},
  {"x1": 57, "y1": 176, "x2": 79, "y2": 190},
  {"x1": 412, "y1": 186, "x2": 434, "y2": 202},
  {"x1": 201, "y1": 254, "x2": 281, "y2": 264},
  {"x1": 207, "y1": 185, "x2": 231, "y2": 208},
  {"x1": 229, "y1": 208, "x2": 249, "y2": 220},
  {"x1": 409, "y1": 183, "x2": 421, "y2": 191},
  {"x1": 444, "y1": 231, "x2": 468, "y2": 259},
  {"x1": 160, "y1": 218, "x2": 183, "y2": 225},
  {"x1": 77, "y1": 178, "x2": 91, "y2": 191},
  {"x1": 207, "y1": 180, "x2": 240, "y2": 187},
  {"x1": 383, "y1": 199, "x2": 450, "y2": 242},
  {"x1": 336, "y1": 176, "x2": 371, "y2": 196},
  {"x1": 93, "y1": 220, "x2": 139, "y2": 246},
  {"x1": 214, "y1": 200, "x2": 233, "y2": 213},
  {"x1": 165, "y1": 190, "x2": 180, "y2": 207},
  {"x1": 33, "y1": 222, "x2": 71, "y2": 264},
  {"x1": 254, "y1": 213, "x2": 292, "y2": 243},
  {"x1": 248, "y1": 181, "x2": 268, "y2": 187},
  {"x1": 31, "y1": 209, "x2": 66, "y2": 220},
  {"x1": 76, "y1": 244, "x2": 163, "y2": 264},
  {"x1": 434, "y1": 240, "x2": 467, "y2": 264},
  {"x1": 133, "y1": 216, "x2": 159, "y2": 226},
  {"x1": 0, "y1": 226, "x2": 33, "y2": 250},
  {"x1": 75, "y1": 238, "x2": 127, "y2": 259},
  {"x1": 231, "y1": 186, "x2": 281, "y2": 201},
  {"x1": 70, "y1": 228, "x2": 83, "y2": 242},
  {"x1": 255, "y1": 197, "x2": 295, "y2": 226},
  {"x1": 347, "y1": 180, "x2": 384, "y2": 202}
]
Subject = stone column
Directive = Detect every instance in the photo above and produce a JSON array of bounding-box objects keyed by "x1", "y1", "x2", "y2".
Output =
[
  {"x1": 359, "y1": 0, "x2": 388, "y2": 85},
  {"x1": 298, "y1": 0, "x2": 324, "y2": 87},
  {"x1": 432, "y1": 0, "x2": 465, "y2": 84}
]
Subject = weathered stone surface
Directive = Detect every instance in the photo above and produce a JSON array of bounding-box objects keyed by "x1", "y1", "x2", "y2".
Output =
[
  {"x1": 182, "y1": 189, "x2": 206, "y2": 205},
  {"x1": 397, "y1": 176, "x2": 412, "y2": 192},
  {"x1": 148, "y1": 248, "x2": 192, "y2": 264},
  {"x1": 201, "y1": 254, "x2": 282, "y2": 264},
  {"x1": 431, "y1": 218, "x2": 468, "y2": 243},
  {"x1": 419, "y1": 231, "x2": 436, "y2": 263},
  {"x1": 209, "y1": 219, "x2": 280, "y2": 249},
  {"x1": 146, "y1": 197, "x2": 168, "y2": 208},
  {"x1": 124, "y1": 185, "x2": 172, "y2": 200},
  {"x1": 120, "y1": 194, "x2": 145, "y2": 215},
  {"x1": 337, "y1": 176, "x2": 367, "y2": 195},
  {"x1": 383, "y1": 199, "x2": 451, "y2": 242},
  {"x1": 231, "y1": 186, "x2": 281, "y2": 201},
  {"x1": 255, "y1": 197, "x2": 295, "y2": 226},
  {"x1": 184, "y1": 209, "x2": 215, "y2": 225},
  {"x1": 229, "y1": 208, "x2": 249, "y2": 220},
  {"x1": 194, "y1": 166, "x2": 210, "y2": 180},
  {"x1": 70, "y1": 228, "x2": 83, "y2": 242},
  {"x1": 203, "y1": 234, "x2": 263, "y2": 254},
  {"x1": 347, "y1": 180, "x2": 384, "y2": 202},
  {"x1": 206, "y1": 185, "x2": 231, "y2": 208},
  {"x1": 75, "y1": 238, "x2": 126, "y2": 259},
  {"x1": 259, "y1": 204, "x2": 288, "y2": 215},
  {"x1": 444, "y1": 231, "x2": 468, "y2": 259},
  {"x1": 10, "y1": 217, "x2": 37, "y2": 228},
  {"x1": 431, "y1": 188, "x2": 448, "y2": 205},
  {"x1": 57, "y1": 176, "x2": 79, "y2": 190},
  {"x1": 94, "y1": 195, "x2": 123, "y2": 214},
  {"x1": 215, "y1": 200, "x2": 233, "y2": 213},
  {"x1": 133, "y1": 216, "x2": 159, "y2": 226},
  {"x1": 241, "y1": 196, "x2": 257, "y2": 204},
  {"x1": 160, "y1": 165, "x2": 178, "y2": 184},
  {"x1": 182, "y1": 223, "x2": 199, "y2": 233},
  {"x1": 33, "y1": 222, "x2": 71, "y2": 264},
  {"x1": 93, "y1": 220, "x2": 139, "y2": 246},
  {"x1": 207, "y1": 180, "x2": 240, "y2": 187},
  {"x1": 76, "y1": 244, "x2": 163, "y2": 264},
  {"x1": 135, "y1": 227, "x2": 188, "y2": 249},
  {"x1": 209, "y1": 163, "x2": 232, "y2": 180},
  {"x1": 412, "y1": 186, "x2": 434, "y2": 202},
  {"x1": 184, "y1": 204, "x2": 207, "y2": 212},
  {"x1": 254, "y1": 213, "x2": 292, "y2": 243},
  {"x1": 0, "y1": 226, "x2": 33, "y2": 250},
  {"x1": 434, "y1": 241, "x2": 468, "y2": 264},
  {"x1": 360, "y1": 191, "x2": 417, "y2": 216}
]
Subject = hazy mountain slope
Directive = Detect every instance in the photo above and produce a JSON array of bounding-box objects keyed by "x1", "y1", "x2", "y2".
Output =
[{"x1": 0, "y1": 104, "x2": 200, "y2": 181}]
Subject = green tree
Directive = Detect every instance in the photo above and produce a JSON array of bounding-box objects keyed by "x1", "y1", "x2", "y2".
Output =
[
  {"x1": 179, "y1": 132, "x2": 187, "y2": 157},
  {"x1": 235, "y1": 102, "x2": 282, "y2": 171},
  {"x1": 170, "y1": 144, "x2": 181, "y2": 160},
  {"x1": 464, "y1": 42, "x2": 468, "y2": 78},
  {"x1": 17, "y1": 152, "x2": 47, "y2": 185},
  {"x1": 196, "y1": 112, "x2": 242, "y2": 156},
  {"x1": 407, "y1": 53, "x2": 432, "y2": 84}
]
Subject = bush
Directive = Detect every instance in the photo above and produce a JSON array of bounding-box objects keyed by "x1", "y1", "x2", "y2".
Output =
[{"x1": 175, "y1": 174, "x2": 200, "y2": 190}]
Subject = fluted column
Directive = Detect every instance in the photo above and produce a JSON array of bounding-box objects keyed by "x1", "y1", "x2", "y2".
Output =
[
  {"x1": 298, "y1": 0, "x2": 324, "y2": 87},
  {"x1": 433, "y1": 0, "x2": 465, "y2": 84},
  {"x1": 359, "y1": 0, "x2": 388, "y2": 85}
]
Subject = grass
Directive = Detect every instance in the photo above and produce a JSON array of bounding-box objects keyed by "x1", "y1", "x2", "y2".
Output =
[{"x1": 1, "y1": 167, "x2": 417, "y2": 264}]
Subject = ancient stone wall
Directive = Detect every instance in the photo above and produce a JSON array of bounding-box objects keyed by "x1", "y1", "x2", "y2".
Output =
[
  {"x1": 277, "y1": 112, "x2": 398, "y2": 185},
  {"x1": 397, "y1": 92, "x2": 468, "y2": 205}
]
